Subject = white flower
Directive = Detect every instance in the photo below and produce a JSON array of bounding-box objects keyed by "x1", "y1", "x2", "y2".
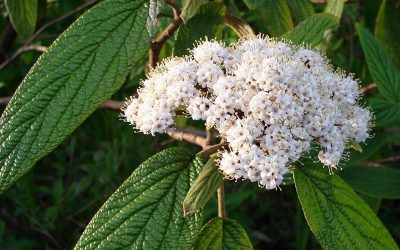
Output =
[{"x1": 123, "y1": 36, "x2": 372, "y2": 190}]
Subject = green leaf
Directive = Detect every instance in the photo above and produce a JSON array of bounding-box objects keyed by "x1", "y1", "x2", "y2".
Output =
[
  {"x1": 174, "y1": 2, "x2": 225, "y2": 56},
  {"x1": 224, "y1": 15, "x2": 256, "y2": 38},
  {"x1": 180, "y1": 0, "x2": 209, "y2": 23},
  {"x1": 294, "y1": 164, "x2": 398, "y2": 249},
  {"x1": 75, "y1": 147, "x2": 204, "y2": 249},
  {"x1": 369, "y1": 98, "x2": 400, "y2": 126},
  {"x1": 359, "y1": 193, "x2": 381, "y2": 214},
  {"x1": 324, "y1": 0, "x2": 344, "y2": 18},
  {"x1": 282, "y1": 13, "x2": 339, "y2": 47},
  {"x1": 288, "y1": 0, "x2": 315, "y2": 23},
  {"x1": 243, "y1": 0, "x2": 266, "y2": 10},
  {"x1": 183, "y1": 156, "x2": 223, "y2": 216},
  {"x1": 260, "y1": 0, "x2": 293, "y2": 37},
  {"x1": 345, "y1": 139, "x2": 362, "y2": 152},
  {"x1": 195, "y1": 217, "x2": 253, "y2": 250},
  {"x1": 375, "y1": 0, "x2": 400, "y2": 68},
  {"x1": 340, "y1": 166, "x2": 400, "y2": 199},
  {"x1": 4, "y1": 0, "x2": 37, "y2": 39},
  {"x1": 0, "y1": 0, "x2": 151, "y2": 194},
  {"x1": 357, "y1": 24, "x2": 400, "y2": 102}
]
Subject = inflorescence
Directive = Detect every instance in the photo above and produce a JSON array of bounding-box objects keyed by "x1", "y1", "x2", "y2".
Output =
[{"x1": 123, "y1": 36, "x2": 371, "y2": 190}]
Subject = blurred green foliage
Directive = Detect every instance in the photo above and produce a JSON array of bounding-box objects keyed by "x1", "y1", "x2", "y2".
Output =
[{"x1": 0, "y1": 0, "x2": 399, "y2": 249}]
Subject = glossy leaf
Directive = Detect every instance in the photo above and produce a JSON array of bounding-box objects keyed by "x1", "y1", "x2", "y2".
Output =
[
  {"x1": 181, "y1": 0, "x2": 209, "y2": 23},
  {"x1": 357, "y1": 24, "x2": 400, "y2": 102},
  {"x1": 261, "y1": 0, "x2": 293, "y2": 37},
  {"x1": 75, "y1": 147, "x2": 204, "y2": 249},
  {"x1": 224, "y1": 15, "x2": 256, "y2": 38},
  {"x1": 282, "y1": 13, "x2": 339, "y2": 47},
  {"x1": 0, "y1": 0, "x2": 151, "y2": 194},
  {"x1": 340, "y1": 166, "x2": 400, "y2": 199},
  {"x1": 375, "y1": 0, "x2": 400, "y2": 68},
  {"x1": 174, "y1": 2, "x2": 225, "y2": 56},
  {"x1": 4, "y1": 0, "x2": 37, "y2": 39},
  {"x1": 195, "y1": 217, "x2": 253, "y2": 250},
  {"x1": 183, "y1": 156, "x2": 223, "y2": 216},
  {"x1": 288, "y1": 0, "x2": 315, "y2": 23},
  {"x1": 294, "y1": 165, "x2": 398, "y2": 249}
]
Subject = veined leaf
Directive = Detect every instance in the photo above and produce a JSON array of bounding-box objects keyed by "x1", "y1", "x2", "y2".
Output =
[
  {"x1": 375, "y1": 0, "x2": 400, "y2": 68},
  {"x1": 288, "y1": 0, "x2": 315, "y2": 23},
  {"x1": 260, "y1": 0, "x2": 293, "y2": 37},
  {"x1": 0, "y1": 0, "x2": 151, "y2": 194},
  {"x1": 340, "y1": 166, "x2": 400, "y2": 199},
  {"x1": 183, "y1": 156, "x2": 223, "y2": 216},
  {"x1": 174, "y1": 2, "x2": 225, "y2": 56},
  {"x1": 4, "y1": 0, "x2": 37, "y2": 39},
  {"x1": 357, "y1": 24, "x2": 400, "y2": 102},
  {"x1": 325, "y1": 0, "x2": 344, "y2": 18},
  {"x1": 282, "y1": 13, "x2": 339, "y2": 47},
  {"x1": 294, "y1": 165, "x2": 398, "y2": 249},
  {"x1": 224, "y1": 15, "x2": 256, "y2": 39},
  {"x1": 75, "y1": 148, "x2": 204, "y2": 249},
  {"x1": 359, "y1": 193, "x2": 381, "y2": 214},
  {"x1": 181, "y1": 0, "x2": 209, "y2": 23},
  {"x1": 195, "y1": 217, "x2": 253, "y2": 250},
  {"x1": 369, "y1": 98, "x2": 400, "y2": 126}
]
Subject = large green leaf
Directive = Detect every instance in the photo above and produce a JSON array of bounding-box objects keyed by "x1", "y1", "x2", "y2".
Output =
[
  {"x1": 357, "y1": 24, "x2": 400, "y2": 102},
  {"x1": 180, "y1": 0, "x2": 209, "y2": 23},
  {"x1": 294, "y1": 165, "x2": 398, "y2": 249},
  {"x1": 348, "y1": 133, "x2": 386, "y2": 164},
  {"x1": 183, "y1": 156, "x2": 223, "y2": 216},
  {"x1": 174, "y1": 2, "x2": 225, "y2": 56},
  {"x1": 288, "y1": 0, "x2": 315, "y2": 23},
  {"x1": 0, "y1": 0, "x2": 151, "y2": 194},
  {"x1": 375, "y1": 0, "x2": 400, "y2": 68},
  {"x1": 369, "y1": 98, "x2": 400, "y2": 126},
  {"x1": 340, "y1": 166, "x2": 400, "y2": 199},
  {"x1": 75, "y1": 147, "x2": 204, "y2": 249},
  {"x1": 195, "y1": 217, "x2": 253, "y2": 250},
  {"x1": 4, "y1": 0, "x2": 37, "y2": 39},
  {"x1": 282, "y1": 13, "x2": 339, "y2": 47},
  {"x1": 260, "y1": 0, "x2": 293, "y2": 37}
]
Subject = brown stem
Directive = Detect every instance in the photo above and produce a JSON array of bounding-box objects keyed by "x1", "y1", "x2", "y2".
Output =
[
  {"x1": 217, "y1": 183, "x2": 226, "y2": 218},
  {"x1": 148, "y1": 0, "x2": 182, "y2": 71},
  {"x1": 0, "y1": 45, "x2": 47, "y2": 70},
  {"x1": 360, "y1": 82, "x2": 376, "y2": 93},
  {"x1": 167, "y1": 128, "x2": 208, "y2": 147},
  {"x1": 197, "y1": 142, "x2": 229, "y2": 158},
  {"x1": 358, "y1": 156, "x2": 400, "y2": 167}
]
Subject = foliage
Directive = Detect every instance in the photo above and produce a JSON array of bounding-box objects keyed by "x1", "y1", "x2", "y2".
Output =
[{"x1": 0, "y1": 0, "x2": 399, "y2": 249}]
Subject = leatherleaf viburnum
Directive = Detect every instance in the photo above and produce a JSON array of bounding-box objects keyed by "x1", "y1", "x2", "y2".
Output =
[{"x1": 123, "y1": 36, "x2": 372, "y2": 190}]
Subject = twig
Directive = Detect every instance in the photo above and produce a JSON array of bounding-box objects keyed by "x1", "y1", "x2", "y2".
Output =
[
  {"x1": 217, "y1": 183, "x2": 226, "y2": 218},
  {"x1": 0, "y1": 45, "x2": 47, "y2": 70},
  {"x1": 197, "y1": 142, "x2": 229, "y2": 158},
  {"x1": 148, "y1": 0, "x2": 183, "y2": 70},
  {"x1": 167, "y1": 127, "x2": 208, "y2": 148},
  {"x1": 0, "y1": 0, "x2": 98, "y2": 71},
  {"x1": 358, "y1": 156, "x2": 400, "y2": 167},
  {"x1": 100, "y1": 100, "x2": 124, "y2": 110},
  {"x1": 0, "y1": 96, "x2": 11, "y2": 106},
  {"x1": 360, "y1": 82, "x2": 376, "y2": 93}
]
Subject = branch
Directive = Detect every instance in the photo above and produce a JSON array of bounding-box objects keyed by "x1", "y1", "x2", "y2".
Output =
[
  {"x1": 358, "y1": 156, "x2": 400, "y2": 167},
  {"x1": 0, "y1": 45, "x2": 47, "y2": 70},
  {"x1": 197, "y1": 142, "x2": 229, "y2": 158},
  {"x1": 360, "y1": 82, "x2": 376, "y2": 93},
  {"x1": 148, "y1": 0, "x2": 183, "y2": 70},
  {"x1": 0, "y1": 0, "x2": 98, "y2": 71},
  {"x1": 166, "y1": 127, "x2": 208, "y2": 147}
]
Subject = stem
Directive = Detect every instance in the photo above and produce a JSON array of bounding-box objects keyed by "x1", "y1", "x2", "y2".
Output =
[
  {"x1": 217, "y1": 183, "x2": 226, "y2": 218},
  {"x1": 148, "y1": 0, "x2": 182, "y2": 71}
]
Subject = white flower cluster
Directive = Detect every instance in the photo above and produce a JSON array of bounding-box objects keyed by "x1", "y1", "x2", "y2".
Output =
[{"x1": 123, "y1": 37, "x2": 371, "y2": 190}]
